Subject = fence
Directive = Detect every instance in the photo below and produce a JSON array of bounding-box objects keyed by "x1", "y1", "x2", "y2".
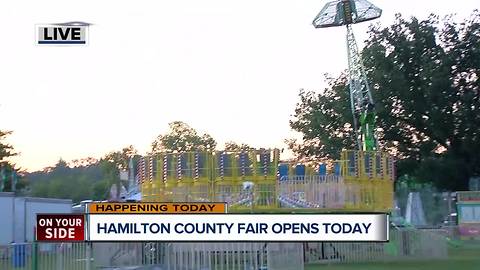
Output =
[
  {"x1": 0, "y1": 229, "x2": 447, "y2": 269},
  {"x1": 0, "y1": 242, "x2": 303, "y2": 270},
  {"x1": 0, "y1": 242, "x2": 89, "y2": 270},
  {"x1": 101, "y1": 242, "x2": 303, "y2": 270},
  {"x1": 304, "y1": 228, "x2": 448, "y2": 264}
]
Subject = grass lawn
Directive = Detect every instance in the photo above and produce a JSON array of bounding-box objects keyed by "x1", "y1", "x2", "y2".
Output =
[{"x1": 305, "y1": 243, "x2": 480, "y2": 270}]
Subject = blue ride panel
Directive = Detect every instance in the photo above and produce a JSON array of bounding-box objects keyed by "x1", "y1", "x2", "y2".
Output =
[
  {"x1": 334, "y1": 163, "x2": 341, "y2": 176},
  {"x1": 278, "y1": 163, "x2": 289, "y2": 180},
  {"x1": 295, "y1": 164, "x2": 306, "y2": 178},
  {"x1": 196, "y1": 153, "x2": 207, "y2": 178},
  {"x1": 319, "y1": 164, "x2": 327, "y2": 176},
  {"x1": 179, "y1": 153, "x2": 191, "y2": 178},
  {"x1": 151, "y1": 156, "x2": 157, "y2": 180},
  {"x1": 166, "y1": 155, "x2": 174, "y2": 179}
]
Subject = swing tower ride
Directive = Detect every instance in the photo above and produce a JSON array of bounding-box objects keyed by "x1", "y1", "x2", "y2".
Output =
[{"x1": 313, "y1": 0, "x2": 382, "y2": 151}]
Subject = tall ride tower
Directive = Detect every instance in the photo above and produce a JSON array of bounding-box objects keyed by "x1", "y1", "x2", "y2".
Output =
[{"x1": 313, "y1": 0, "x2": 382, "y2": 151}]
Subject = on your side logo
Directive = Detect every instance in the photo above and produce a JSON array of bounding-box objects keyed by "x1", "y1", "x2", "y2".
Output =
[{"x1": 36, "y1": 21, "x2": 91, "y2": 45}]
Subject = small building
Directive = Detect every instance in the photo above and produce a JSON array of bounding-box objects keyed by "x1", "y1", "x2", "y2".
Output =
[
  {"x1": 0, "y1": 192, "x2": 72, "y2": 244},
  {"x1": 456, "y1": 191, "x2": 480, "y2": 240}
]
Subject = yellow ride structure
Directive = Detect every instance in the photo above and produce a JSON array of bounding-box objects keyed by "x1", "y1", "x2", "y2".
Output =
[{"x1": 136, "y1": 149, "x2": 394, "y2": 213}]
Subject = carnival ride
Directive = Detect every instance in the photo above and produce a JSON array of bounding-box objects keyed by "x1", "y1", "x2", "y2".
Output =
[
  {"x1": 134, "y1": 147, "x2": 393, "y2": 212},
  {"x1": 133, "y1": 0, "x2": 394, "y2": 213},
  {"x1": 313, "y1": 0, "x2": 381, "y2": 151}
]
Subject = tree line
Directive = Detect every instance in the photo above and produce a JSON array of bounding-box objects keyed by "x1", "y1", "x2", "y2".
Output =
[
  {"x1": 0, "y1": 121, "x2": 252, "y2": 202},
  {"x1": 289, "y1": 11, "x2": 480, "y2": 190}
]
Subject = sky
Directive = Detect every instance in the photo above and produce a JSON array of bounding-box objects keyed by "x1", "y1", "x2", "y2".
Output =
[{"x1": 0, "y1": 0, "x2": 478, "y2": 172}]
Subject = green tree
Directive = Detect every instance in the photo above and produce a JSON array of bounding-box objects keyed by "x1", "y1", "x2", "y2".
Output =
[
  {"x1": 0, "y1": 130, "x2": 25, "y2": 192},
  {"x1": 151, "y1": 121, "x2": 217, "y2": 153},
  {"x1": 224, "y1": 141, "x2": 254, "y2": 152},
  {"x1": 0, "y1": 163, "x2": 26, "y2": 192},
  {"x1": 100, "y1": 145, "x2": 138, "y2": 199},
  {"x1": 289, "y1": 11, "x2": 480, "y2": 190},
  {"x1": 288, "y1": 78, "x2": 355, "y2": 163},
  {"x1": 92, "y1": 180, "x2": 110, "y2": 200},
  {"x1": 102, "y1": 145, "x2": 137, "y2": 171},
  {"x1": 0, "y1": 130, "x2": 16, "y2": 161},
  {"x1": 28, "y1": 157, "x2": 106, "y2": 202}
]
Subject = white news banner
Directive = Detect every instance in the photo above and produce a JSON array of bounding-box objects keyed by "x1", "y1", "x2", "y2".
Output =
[{"x1": 87, "y1": 214, "x2": 388, "y2": 242}]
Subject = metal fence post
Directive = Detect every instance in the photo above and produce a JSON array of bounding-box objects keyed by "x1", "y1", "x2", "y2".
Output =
[
  {"x1": 86, "y1": 242, "x2": 92, "y2": 270},
  {"x1": 32, "y1": 241, "x2": 38, "y2": 270}
]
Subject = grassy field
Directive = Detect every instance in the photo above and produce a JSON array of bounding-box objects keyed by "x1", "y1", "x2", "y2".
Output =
[{"x1": 305, "y1": 243, "x2": 480, "y2": 270}]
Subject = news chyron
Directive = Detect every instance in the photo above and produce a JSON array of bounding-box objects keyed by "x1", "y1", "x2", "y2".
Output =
[
  {"x1": 35, "y1": 202, "x2": 389, "y2": 242},
  {"x1": 36, "y1": 22, "x2": 89, "y2": 45}
]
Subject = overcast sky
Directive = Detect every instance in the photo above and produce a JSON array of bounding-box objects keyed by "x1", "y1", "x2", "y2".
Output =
[{"x1": 0, "y1": 0, "x2": 477, "y2": 171}]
